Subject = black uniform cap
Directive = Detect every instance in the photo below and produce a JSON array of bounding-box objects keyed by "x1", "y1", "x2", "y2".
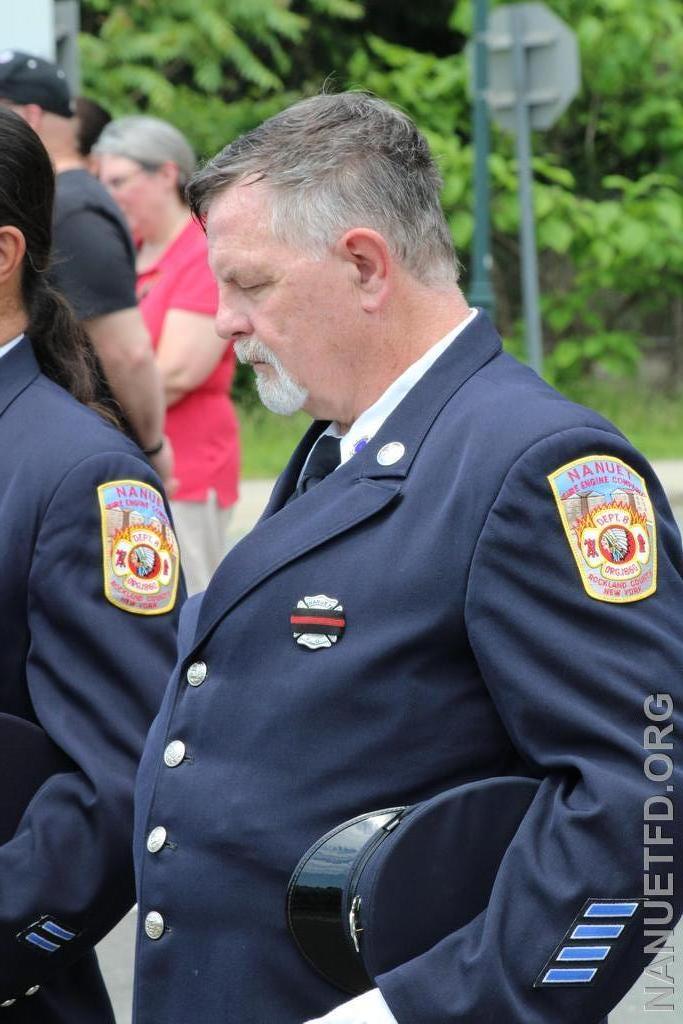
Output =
[{"x1": 0, "y1": 49, "x2": 73, "y2": 118}]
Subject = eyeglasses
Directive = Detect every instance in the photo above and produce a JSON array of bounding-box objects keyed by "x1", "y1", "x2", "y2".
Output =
[{"x1": 102, "y1": 163, "x2": 159, "y2": 192}]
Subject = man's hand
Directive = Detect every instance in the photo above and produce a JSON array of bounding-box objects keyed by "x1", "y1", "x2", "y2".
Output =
[{"x1": 303, "y1": 988, "x2": 397, "y2": 1024}]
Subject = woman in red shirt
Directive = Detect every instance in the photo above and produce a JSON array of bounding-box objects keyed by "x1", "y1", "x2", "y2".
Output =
[{"x1": 95, "y1": 116, "x2": 239, "y2": 593}]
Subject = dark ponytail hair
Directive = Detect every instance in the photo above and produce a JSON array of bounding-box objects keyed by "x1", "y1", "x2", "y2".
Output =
[{"x1": 0, "y1": 107, "x2": 114, "y2": 413}]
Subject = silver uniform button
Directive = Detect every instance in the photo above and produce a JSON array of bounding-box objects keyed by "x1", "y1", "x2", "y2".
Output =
[
  {"x1": 186, "y1": 661, "x2": 207, "y2": 687},
  {"x1": 163, "y1": 740, "x2": 186, "y2": 767},
  {"x1": 147, "y1": 826, "x2": 168, "y2": 854},
  {"x1": 144, "y1": 911, "x2": 165, "y2": 940},
  {"x1": 25, "y1": 987, "x2": 40, "y2": 997}
]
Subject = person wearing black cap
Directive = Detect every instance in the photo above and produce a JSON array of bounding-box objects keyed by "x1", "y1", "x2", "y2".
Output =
[
  {"x1": 0, "y1": 49, "x2": 173, "y2": 491},
  {"x1": 0, "y1": 106, "x2": 183, "y2": 1021}
]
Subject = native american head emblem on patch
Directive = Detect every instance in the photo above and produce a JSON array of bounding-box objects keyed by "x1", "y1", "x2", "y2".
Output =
[
  {"x1": 290, "y1": 595, "x2": 346, "y2": 649},
  {"x1": 548, "y1": 455, "x2": 657, "y2": 603},
  {"x1": 98, "y1": 480, "x2": 180, "y2": 615}
]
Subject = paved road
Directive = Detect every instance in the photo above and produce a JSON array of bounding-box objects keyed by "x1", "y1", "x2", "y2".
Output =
[
  {"x1": 98, "y1": 911, "x2": 136, "y2": 1022},
  {"x1": 99, "y1": 468, "x2": 683, "y2": 1022},
  {"x1": 225, "y1": 464, "x2": 683, "y2": 546}
]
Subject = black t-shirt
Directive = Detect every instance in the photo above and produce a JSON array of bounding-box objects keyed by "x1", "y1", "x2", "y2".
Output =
[{"x1": 51, "y1": 169, "x2": 137, "y2": 321}]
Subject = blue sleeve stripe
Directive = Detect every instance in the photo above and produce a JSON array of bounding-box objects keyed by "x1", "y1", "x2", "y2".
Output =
[
  {"x1": 557, "y1": 946, "x2": 610, "y2": 961},
  {"x1": 42, "y1": 921, "x2": 76, "y2": 941},
  {"x1": 585, "y1": 902, "x2": 638, "y2": 918},
  {"x1": 543, "y1": 968, "x2": 597, "y2": 984},
  {"x1": 572, "y1": 924, "x2": 623, "y2": 939},
  {"x1": 26, "y1": 932, "x2": 59, "y2": 953}
]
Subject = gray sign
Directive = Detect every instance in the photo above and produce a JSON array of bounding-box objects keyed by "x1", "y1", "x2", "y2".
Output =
[{"x1": 486, "y1": 2, "x2": 580, "y2": 133}]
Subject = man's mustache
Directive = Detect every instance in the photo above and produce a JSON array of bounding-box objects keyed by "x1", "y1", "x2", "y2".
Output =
[{"x1": 234, "y1": 339, "x2": 276, "y2": 366}]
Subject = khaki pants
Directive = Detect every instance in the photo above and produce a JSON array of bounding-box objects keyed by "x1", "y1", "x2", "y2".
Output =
[{"x1": 170, "y1": 493, "x2": 234, "y2": 596}]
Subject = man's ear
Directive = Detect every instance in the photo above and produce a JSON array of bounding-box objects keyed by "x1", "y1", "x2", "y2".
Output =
[
  {"x1": 335, "y1": 228, "x2": 391, "y2": 313},
  {"x1": 0, "y1": 226, "x2": 26, "y2": 286}
]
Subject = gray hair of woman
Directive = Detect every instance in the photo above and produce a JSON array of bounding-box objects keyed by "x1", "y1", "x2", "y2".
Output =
[
  {"x1": 93, "y1": 115, "x2": 196, "y2": 199},
  {"x1": 187, "y1": 92, "x2": 460, "y2": 288}
]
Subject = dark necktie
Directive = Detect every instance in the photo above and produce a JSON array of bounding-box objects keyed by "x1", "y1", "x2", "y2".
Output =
[{"x1": 288, "y1": 435, "x2": 341, "y2": 503}]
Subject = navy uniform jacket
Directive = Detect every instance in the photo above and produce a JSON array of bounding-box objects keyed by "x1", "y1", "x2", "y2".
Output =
[
  {"x1": 134, "y1": 313, "x2": 683, "y2": 1023},
  {"x1": 0, "y1": 338, "x2": 182, "y2": 1021}
]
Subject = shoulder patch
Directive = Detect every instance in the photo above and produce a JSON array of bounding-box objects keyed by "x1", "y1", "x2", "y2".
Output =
[
  {"x1": 548, "y1": 455, "x2": 657, "y2": 603},
  {"x1": 98, "y1": 480, "x2": 180, "y2": 615}
]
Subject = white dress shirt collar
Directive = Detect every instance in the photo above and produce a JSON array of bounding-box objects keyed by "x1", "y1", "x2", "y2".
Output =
[
  {"x1": 324, "y1": 308, "x2": 478, "y2": 465},
  {"x1": 0, "y1": 334, "x2": 24, "y2": 360}
]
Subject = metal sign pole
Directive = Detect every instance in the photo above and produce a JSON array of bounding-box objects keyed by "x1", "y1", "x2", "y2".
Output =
[
  {"x1": 510, "y1": 4, "x2": 544, "y2": 375},
  {"x1": 54, "y1": 0, "x2": 80, "y2": 92},
  {"x1": 469, "y1": 0, "x2": 495, "y2": 317}
]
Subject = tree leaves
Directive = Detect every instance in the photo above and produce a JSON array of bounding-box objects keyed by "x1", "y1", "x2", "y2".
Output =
[
  {"x1": 80, "y1": 0, "x2": 349, "y2": 141},
  {"x1": 80, "y1": 0, "x2": 683, "y2": 389}
]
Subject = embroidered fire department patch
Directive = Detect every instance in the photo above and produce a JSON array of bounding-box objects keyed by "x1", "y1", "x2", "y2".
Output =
[
  {"x1": 548, "y1": 455, "x2": 657, "y2": 603},
  {"x1": 98, "y1": 480, "x2": 180, "y2": 615},
  {"x1": 291, "y1": 595, "x2": 345, "y2": 650}
]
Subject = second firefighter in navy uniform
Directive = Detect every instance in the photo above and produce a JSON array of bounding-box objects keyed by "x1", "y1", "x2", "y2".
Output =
[
  {"x1": 133, "y1": 93, "x2": 683, "y2": 1024},
  {"x1": 0, "y1": 109, "x2": 183, "y2": 1021}
]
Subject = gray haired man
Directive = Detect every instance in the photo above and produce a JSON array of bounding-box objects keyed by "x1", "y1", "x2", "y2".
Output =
[{"x1": 131, "y1": 91, "x2": 683, "y2": 1024}]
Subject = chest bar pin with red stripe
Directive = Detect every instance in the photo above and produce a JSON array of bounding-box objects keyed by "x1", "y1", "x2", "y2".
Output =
[{"x1": 290, "y1": 594, "x2": 346, "y2": 650}]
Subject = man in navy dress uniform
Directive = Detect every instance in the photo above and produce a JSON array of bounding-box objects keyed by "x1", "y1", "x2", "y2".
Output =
[{"x1": 133, "y1": 93, "x2": 683, "y2": 1023}]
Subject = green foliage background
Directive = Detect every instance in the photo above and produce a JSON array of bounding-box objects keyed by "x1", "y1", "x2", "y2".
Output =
[{"x1": 80, "y1": 0, "x2": 683, "y2": 397}]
